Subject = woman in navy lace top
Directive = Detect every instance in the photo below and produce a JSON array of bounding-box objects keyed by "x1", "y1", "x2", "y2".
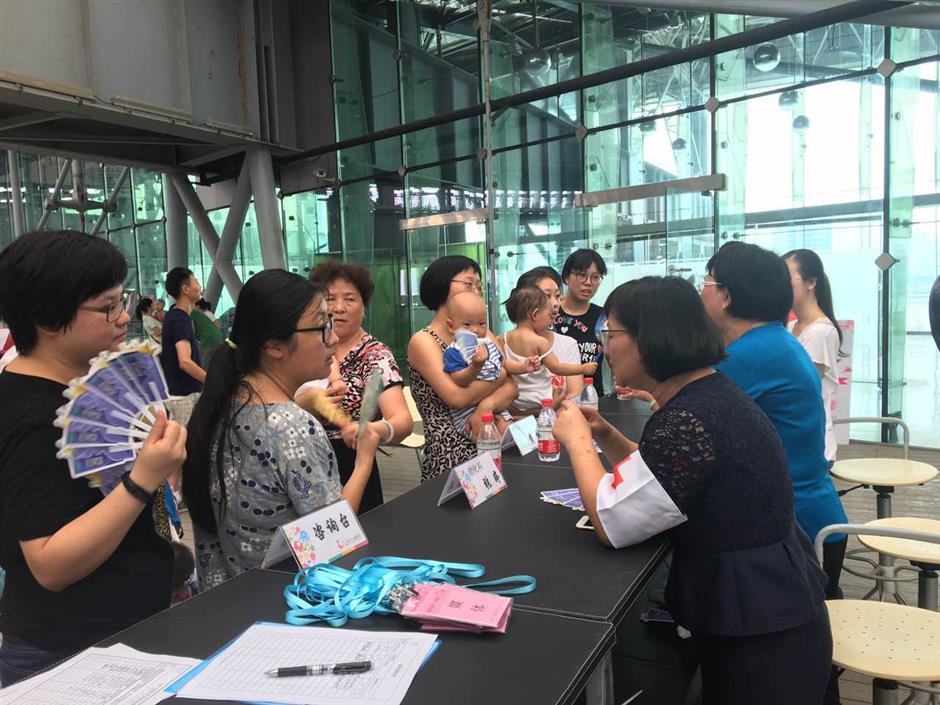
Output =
[{"x1": 553, "y1": 276, "x2": 832, "y2": 705}]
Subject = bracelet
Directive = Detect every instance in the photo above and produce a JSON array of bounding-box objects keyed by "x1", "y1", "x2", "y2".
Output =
[
  {"x1": 379, "y1": 419, "x2": 395, "y2": 445},
  {"x1": 121, "y1": 472, "x2": 154, "y2": 505}
]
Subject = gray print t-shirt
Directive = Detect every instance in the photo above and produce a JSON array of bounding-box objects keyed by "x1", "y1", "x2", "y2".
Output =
[{"x1": 194, "y1": 402, "x2": 341, "y2": 590}]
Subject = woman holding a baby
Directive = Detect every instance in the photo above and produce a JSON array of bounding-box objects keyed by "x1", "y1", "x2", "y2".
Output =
[{"x1": 407, "y1": 256, "x2": 519, "y2": 482}]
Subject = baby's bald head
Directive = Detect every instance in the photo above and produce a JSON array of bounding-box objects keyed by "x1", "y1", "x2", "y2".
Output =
[{"x1": 447, "y1": 291, "x2": 489, "y2": 337}]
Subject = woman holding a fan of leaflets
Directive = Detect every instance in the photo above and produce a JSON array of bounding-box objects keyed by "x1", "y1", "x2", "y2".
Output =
[
  {"x1": 0, "y1": 230, "x2": 188, "y2": 686},
  {"x1": 182, "y1": 270, "x2": 381, "y2": 591}
]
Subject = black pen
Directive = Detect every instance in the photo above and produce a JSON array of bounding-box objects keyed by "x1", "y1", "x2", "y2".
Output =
[{"x1": 265, "y1": 661, "x2": 372, "y2": 677}]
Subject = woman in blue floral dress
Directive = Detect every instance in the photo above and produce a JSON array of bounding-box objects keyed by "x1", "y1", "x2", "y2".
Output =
[{"x1": 182, "y1": 271, "x2": 380, "y2": 590}]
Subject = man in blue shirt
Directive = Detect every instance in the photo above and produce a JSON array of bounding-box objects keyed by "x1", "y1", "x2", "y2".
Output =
[{"x1": 161, "y1": 267, "x2": 206, "y2": 396}]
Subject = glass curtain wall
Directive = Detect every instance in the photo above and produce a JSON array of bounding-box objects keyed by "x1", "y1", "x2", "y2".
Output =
[
  {"x1": 0, "y1": 156, "x2": 169, "y2": 334},
  {"x1": 292, "y1": 2, "x2": 940, "y2": 449},
  {"x1": 3, "y1": 7, "x2": 940, "y2": 448}
]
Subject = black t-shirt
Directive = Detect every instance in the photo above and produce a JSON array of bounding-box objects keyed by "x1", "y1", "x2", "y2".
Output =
[
  {"x1": 161, "y1": 306, "x2": 203, "y2": 395},
  {"x1": 557, "y1": 303, "x2": 606, "y2": 395},
  {"x1": 0, "y1": 372, "x2": 172, "y2": 654}
]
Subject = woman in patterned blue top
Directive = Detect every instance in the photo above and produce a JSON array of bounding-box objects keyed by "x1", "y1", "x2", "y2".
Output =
[{"x1": 182, "y1": 271, "x2": 381, "y2": 590}]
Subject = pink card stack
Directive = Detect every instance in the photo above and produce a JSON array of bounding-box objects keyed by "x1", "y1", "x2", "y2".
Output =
[{"x1": 401, "y1": 583, "x2": 513, "y2": 634}]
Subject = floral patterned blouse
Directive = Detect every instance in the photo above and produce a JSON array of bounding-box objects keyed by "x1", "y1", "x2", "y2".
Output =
[
  {"x1": 193, "y1": 402, "x2": 340, "y2": 590},
  {"x1": 325, "y1": 333, "x2": 404, "y2": 440}
]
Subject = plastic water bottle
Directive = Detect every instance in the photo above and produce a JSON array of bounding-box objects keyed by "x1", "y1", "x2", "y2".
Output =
[
  {"x1": 477, "y1": 412, "x2": 502, "y2": 470},
  {"x1": 579, "y1": 378, "x2": 599, "y2": 411},
  {"x1": 537, "y1": 399, "x2": 560, "y2": 463}
]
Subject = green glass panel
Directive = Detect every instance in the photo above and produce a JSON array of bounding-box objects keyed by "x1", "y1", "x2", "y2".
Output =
[
  {"x1": 714, "y1": 71, "x2": 887, "y2": 425},
  {"x1": 108, "y1": 227, "x2": 140, "y2": 294},
  {"x1": 885, "y1": 61, "x2": 919, "y2": 420},
  {"x1": 905, "y1": 201, "x2": 940, "y2": 446},
  {"x1": 585, "y1": 110, "x2": 710, "y2": 193},
  {"x1": 240, "y1": 204, "x2": 265, "y2": 280},
  {"x1": 491, "y1": 136, "x2": 584, "y2": 334},
  {"x1": 132, "y1": 169, "x2": 164, "y2": 223},
  {"x1": 331, "y1": 0, "x2": 401, "y2": 143},
  {"x1": 488, "y1": 2, "x2": 580, "y2": 107},
  {"x1": 336, "y1": 177, "x2": 409, "y2": 367},
  {"x1": 398, "y1": 0, "x2": 480, "y2": 167},
  {"x1": 0, "y1": 154, "x2": 13, "y2": 250},
  {"x1": 283, "y1": 190, "x2": 340, "y2": 277},
  {"x1": 890, "y1": 26, "x2": 940, "y2": 64},
  {"x1": 136, "y1": 222, "x2": 168, "y2": 300},
  {"x1": 338, "y1": 135, "x2": 402, "y2": 182},
  {"x1": 582, "y1": 8, "x2": 709, "y2": 131},
  {"x1": 17, "y1": 153, "x2": 54, "y2": 231},
  {"x1": 715, "y1": 17, "x2": 882, "y2": 102},
  {"x1": 105, "y1": 166, "x2": 135, "y2": 231}
]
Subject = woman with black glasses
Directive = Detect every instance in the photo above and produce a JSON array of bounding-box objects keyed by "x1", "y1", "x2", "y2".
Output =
[
  {"x1": 553, "y1": 276, "x2": 832, "y2": 705},
  {"x1": 0, "y1": 231, "x2": 186, "y2": 685},
  {"x1": 183, "y1": 270, "x2": 380, "y2": 590},
  {"x1": 407, "y1": 256, "x2": 517, "y2": 482}
]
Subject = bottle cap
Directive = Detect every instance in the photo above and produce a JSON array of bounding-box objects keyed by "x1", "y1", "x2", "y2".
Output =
[
  {"x1": 541, "y1": 398, "x2": 553, "y2": 407},
  {"x1": 481, "y1": 412, "x2": 494, "y2": 423},
  {"x1": 584, "y1": 377, "x2": 594, "y2": 384}
]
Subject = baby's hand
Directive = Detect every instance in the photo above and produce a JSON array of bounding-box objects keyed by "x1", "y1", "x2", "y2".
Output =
[
  {"x1": 582, "y1": 361, "x2": 598, "y2": 376},
  {"x1": 523, "y1": 355, "x2": 541, "y2": 373},
  {"x1": 471, "y1": 344, "x2": 488, "y2": 366}
]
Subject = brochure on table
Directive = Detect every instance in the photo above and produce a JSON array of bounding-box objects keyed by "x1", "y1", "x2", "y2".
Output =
[
  {"x1": 502, "y1": 415, "x2": 537, "y2": 455},
  {"x1": 262, "y1": 498, "x2": 368, "y2": 569}
]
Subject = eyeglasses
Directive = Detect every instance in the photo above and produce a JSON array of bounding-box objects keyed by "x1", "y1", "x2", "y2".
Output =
[
  {"x1": 598, "y1": 328, "x2": 629, "y2": 346},
  {"x1": 79, "y1": 293, "x2": 129, "y2": 323},
  {"x1": 571, "y1": 271, "x2": 603, "y2": 285},
  {"x1": 295, "y1": 315, "x2": 334, "y2": 344},
  {"x1": 451, "y1": 279, "x2": 484, "y2": 293},
  {"x1": 698, "y1": 279, "x2": 724, "y2": 293}
]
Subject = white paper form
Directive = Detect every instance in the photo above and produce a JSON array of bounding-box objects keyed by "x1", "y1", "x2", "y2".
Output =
[
  {"x1": 0, "y1": 643, "x2": 199, "y2": 705},
  {"x1": 176, "y1": 622, "x2": 438, "y2": 705}
]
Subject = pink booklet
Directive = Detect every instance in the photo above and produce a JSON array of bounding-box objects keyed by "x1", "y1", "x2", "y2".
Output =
[{"x1": 401, "y1": 583, "x2": 512, "y2": 632}]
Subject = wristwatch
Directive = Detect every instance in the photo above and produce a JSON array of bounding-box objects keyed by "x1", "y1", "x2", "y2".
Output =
[{"x1": 121, "y1": 472, "x2": 154, "y2": 505}]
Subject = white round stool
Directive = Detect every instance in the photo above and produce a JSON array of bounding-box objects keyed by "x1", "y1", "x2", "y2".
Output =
[{"x1": 828, "y1": 599, "x2": 940, "y2": 705}]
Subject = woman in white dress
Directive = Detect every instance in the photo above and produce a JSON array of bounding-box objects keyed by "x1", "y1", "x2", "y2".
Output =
[{"x1": 783, "y1": 249, "x2": 843, "y2": 463}]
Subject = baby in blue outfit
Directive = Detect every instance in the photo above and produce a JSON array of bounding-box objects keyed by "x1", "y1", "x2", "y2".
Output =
[{"x1": 443, "y1": 292, "x2": 536, "y2": 438}]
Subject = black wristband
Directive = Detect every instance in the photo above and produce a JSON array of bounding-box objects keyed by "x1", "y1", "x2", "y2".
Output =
[{"x1": 121, "y1": 472, "x2": 154, "y2": 505}]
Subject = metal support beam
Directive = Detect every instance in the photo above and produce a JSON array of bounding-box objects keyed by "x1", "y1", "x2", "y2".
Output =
[
  {"x1": 0, "y1": 112, "x2": 60, "y2": 133},
  {"x1": 205, "y1": 158, "x2": 252, "y2": 304},
  {"x1": 479, "y1": 0, "x2": 499, "y2": 333},
  {"x1": 399, "y1": 208, "x2": 490, "y2": 231},
  {"x1": 70, "y1": 159, "x2": 86, "y2": 231},
  {"x1": 89, "y1": 167, "x2": 129, "y2": 236},
  {"x1": 576, "y1": 174, "x2": 726, "y2": 208},
  {"x1": 36, "y1": 158, "x2": 70, "y2": 230},
  {"x1": 169, "y1": 172, "x2": 244, "y2": 300},
  {"x1": 163, "y1": 173, "x2": 188, "y2": 269},
  {"x1": 5, "y1": 150, "x2": 24, "y2": 238},
  {"x1": 170, "y1": 173, "x2": 219, "y2": 258},
  {"x1": 246, "y1": 148, "x2": 286, "y2": 270}
]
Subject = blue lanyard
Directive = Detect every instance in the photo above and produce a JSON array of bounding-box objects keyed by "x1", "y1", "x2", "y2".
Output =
[{"x1": 283, "y1": 557, "x2": 537, "y2": 627}]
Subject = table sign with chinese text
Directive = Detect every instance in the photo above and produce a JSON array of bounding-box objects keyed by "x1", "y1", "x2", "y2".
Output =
[
  {"x1": 437, "y1": 453, "x2": 507, "y2": 509},
  {"x1": 261, "y1": 498, "x2": 368, "y2": 569}
]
